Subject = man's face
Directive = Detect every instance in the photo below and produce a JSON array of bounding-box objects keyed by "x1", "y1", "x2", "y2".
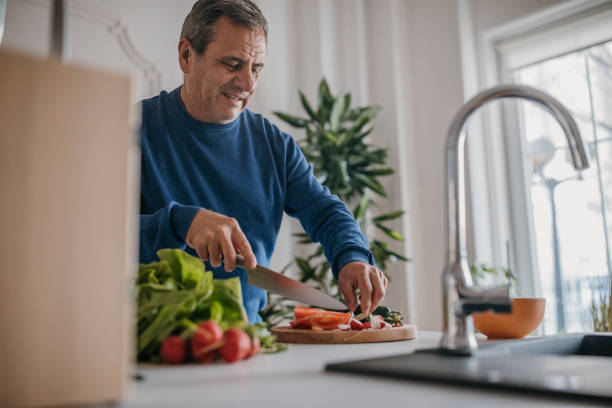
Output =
[{"x1": 179, "y1": 16, "x2": 266, "y2": 123}]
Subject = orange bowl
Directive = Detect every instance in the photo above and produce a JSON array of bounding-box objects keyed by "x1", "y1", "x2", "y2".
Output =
[{"x1": 473, "y1": 298, "x2": 546, "y2": 339}]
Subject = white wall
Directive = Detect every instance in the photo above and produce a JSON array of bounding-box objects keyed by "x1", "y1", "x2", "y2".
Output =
[
  {"x1": 401, "y1": 0, "x2": 465, "y2": 330},
  {"x1": 1, "y1": 0, "x2": 574, "y2": 331},
  {"x1": 2, "y1": 0, "x2": 194, "y2": 101}
]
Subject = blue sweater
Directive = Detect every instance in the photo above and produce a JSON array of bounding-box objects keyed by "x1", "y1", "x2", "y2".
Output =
[{"x1": 139, "y1": 86, "x2": 373, "y2": 323}]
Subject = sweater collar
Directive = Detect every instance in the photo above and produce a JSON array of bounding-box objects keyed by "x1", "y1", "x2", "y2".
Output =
[{"x1": 171, "y1": 86, "x2": 242, "y2": 133}]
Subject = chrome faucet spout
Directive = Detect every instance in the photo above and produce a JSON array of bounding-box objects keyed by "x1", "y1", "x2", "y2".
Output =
[{"x1": 440, "y1": 84, "x2": 591, "y2": 353}]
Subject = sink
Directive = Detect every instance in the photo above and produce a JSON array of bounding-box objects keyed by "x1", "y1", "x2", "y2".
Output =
[
  {"x1": 326, "y1": 334, "x2": 612, "y2": 403},
  {"x1": 471, "y1": 333, "x2": 612, "y2": 358}
]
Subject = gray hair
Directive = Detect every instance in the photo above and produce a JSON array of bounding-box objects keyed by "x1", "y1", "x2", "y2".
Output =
[{"x1": 180, "y1": 0, "x2": 268, "y2": 56}]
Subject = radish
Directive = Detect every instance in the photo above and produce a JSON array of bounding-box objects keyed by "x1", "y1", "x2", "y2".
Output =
[
  {"x1": 219, "y1": 328, "x2": 251, "y2": 363},
  {"x1": 246, "y1": 336, "x2": 260, "y2": 359},
  {"x1": 191, "y1": 320, "x2": 223, "y2": 363},
  {"x1": 160, "y1": 336, "x2": 186, "y2": 364}
]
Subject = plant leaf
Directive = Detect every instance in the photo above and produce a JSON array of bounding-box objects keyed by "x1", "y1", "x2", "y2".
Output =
[
  {"x1": 307, "y1": 246, "x2": 324, "y2": 260},
  {"x1": 372, "y1": 210, "x2": 405, "y2": 222},
  {"x1": 342, "y1": 127, "x2": 373, "y2": 148},
  {"x1": 317, "y1": 262, "x2": 331, "y2": 281},
  {"x1": 318, "y1": 79, "x2": 334, "y2": 124},
  {"x1": 330, "y1": 94, "x2": 346, "y2": 132},
  {"x1": 342, "y1": 93, "x2": 351, "y2": 121},
  {"x1": 295, "y1": 257, "x2": 315, "y2": 275},
  {"x1": 299, "y1": 91, "x2": 318, "y2": 121},
  {"x1": 363, "y1": 167, "x2": 394, "y2": 176},
  {"x1": 322, "y1": 131, "x2": 338, "y2": 143},
  {"x1": 365, "y1": 149, "x2": 387, "y2": 164},
  {"x1": 351, "y1": 105, "x2": 380, "y2": 133},
  {"x1": 374, "y1": 222, "x2": 404, "y2": 241},
  {"x1": 353, "y1": 192, "x2": 370, "y2": 222},
  {"x1": 384, "y1": 248, "x2": 410, "y2": 262},
  {"x1": 356, "y1": 174, "x2": 386, "y2": 196},
  {"x1": 273, "y1": 111, "x2": 309, "y2": 128},
  {"x1": 318, "y1": 78, "x2": 333, "y2": 107}
]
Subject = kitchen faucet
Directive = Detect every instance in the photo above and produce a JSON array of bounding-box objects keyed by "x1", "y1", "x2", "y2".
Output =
[{"x1": 440, "y1": 84, "x2": 591, "y2": 353}]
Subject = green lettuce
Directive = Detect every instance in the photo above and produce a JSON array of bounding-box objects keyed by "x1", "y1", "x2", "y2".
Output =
[{"x1": 136, "y1": 249, "x2": 249, "y2": 362}]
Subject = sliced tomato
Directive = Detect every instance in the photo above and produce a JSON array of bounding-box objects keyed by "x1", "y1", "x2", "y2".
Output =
[{"x1": 349, "y1": 318, "x2": 364, "y2": 330}]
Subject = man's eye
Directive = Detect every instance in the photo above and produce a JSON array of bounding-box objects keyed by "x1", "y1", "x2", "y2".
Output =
[{"x1": 225, "y1": 62, "x2": 240, "y2": 70}]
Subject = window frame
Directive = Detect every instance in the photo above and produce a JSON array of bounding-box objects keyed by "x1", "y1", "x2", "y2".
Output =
[{"x1": 466, "y1": 0, "x2": 612, "y2": 305}]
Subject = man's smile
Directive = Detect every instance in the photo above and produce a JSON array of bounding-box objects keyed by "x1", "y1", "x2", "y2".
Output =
[
  {"x1": 222, "y1": 92, "x2": 245, "y2": 101},
  {"x1": 221, "y1": 91, "x2": 250, "y2": 108}
]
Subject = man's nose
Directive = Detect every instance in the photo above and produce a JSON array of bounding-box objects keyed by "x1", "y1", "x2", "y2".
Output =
[{"x1": 237, "y1": 67, "x2": 257, "y2": 94}]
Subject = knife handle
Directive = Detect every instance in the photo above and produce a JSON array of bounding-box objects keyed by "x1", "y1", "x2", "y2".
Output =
[
  {"x1": 222, "y1": 253, "x2": 251, "y2": 270},
  {"x1": 235, "y1": 254, "x2": 249, "y2": 269}
]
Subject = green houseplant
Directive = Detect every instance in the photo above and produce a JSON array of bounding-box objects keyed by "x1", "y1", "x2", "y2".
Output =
[
  {"x1": 258, "y1": 79, "x2": 409, "y2": 326},
  {"x1": 470, "y1": 263, "x2": 517, "y2": 293}
]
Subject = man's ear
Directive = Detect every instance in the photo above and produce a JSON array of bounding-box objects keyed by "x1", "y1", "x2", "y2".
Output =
[{"x1": 178, "y1": 37, "x2": 191, "y2": 73}]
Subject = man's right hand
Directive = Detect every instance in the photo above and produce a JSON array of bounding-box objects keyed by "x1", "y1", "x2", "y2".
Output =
[{"x1": 185, "y1": 209, "x2": 257, "y2": 272}]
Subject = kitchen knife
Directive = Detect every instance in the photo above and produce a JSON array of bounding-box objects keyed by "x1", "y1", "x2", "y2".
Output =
[{"x1": 235, "y1": 255, "x2": 347, "y2": 311}]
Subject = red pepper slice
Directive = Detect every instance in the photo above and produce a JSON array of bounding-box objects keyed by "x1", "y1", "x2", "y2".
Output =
[
  {"x1": 310, "y1": 312, "x2": 351, "y2": 330},
  {"x1": 290, "y1": 306, "x2": 355, "y2": 331},
  {"x1": 289, "y1": 315, "x2": 313, "y2": 329},
  {"x1": 294, "y1": 306, "x2": 350, "y2": 320}
]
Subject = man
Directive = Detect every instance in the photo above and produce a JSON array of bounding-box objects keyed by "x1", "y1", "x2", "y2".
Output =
[{"x1": 139, "y1": 0, "x2": 387, "y2": 324}]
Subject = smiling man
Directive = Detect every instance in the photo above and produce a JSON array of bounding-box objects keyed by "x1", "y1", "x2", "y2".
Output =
[{"x1": 139, "y1": 0, "x2": 387, "y2": 324}]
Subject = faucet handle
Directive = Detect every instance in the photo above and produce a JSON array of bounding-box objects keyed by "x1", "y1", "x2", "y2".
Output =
[
  {"x1": 458, "y1": 285, "x2": 510, "y2": 299},
  {"x1": 459, "y1": 297, "x2": 512, "y2": 315},
  {"x1": 456, "y1": 285, "x2": 511, "y2": 315}
]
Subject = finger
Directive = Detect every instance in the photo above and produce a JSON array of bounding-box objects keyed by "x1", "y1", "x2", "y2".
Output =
[
  {"x1": 194, "y1": 245, "x2": 209, "y2": 262},
  {"x1": 378, "y1": 269, "x2": 388, "y2": 288},
  {"x1": 370, "y1": 270, "x2": 386, "y2": 311},
  {"x1": 232, "y1": 230, "x2": 257, "y2": 269},
  {"x1": 357, "y1": 272, "x2": 373, "y2": 314},
  {"x1": 209, "y1": 242, "x2": 222, "y2": 268},
  {"x1": 339, "y1": 279, "x2": 357, "y2": 312},
  {"x1": 219, "y1": 234, "x2": 237, "y2": 272}
]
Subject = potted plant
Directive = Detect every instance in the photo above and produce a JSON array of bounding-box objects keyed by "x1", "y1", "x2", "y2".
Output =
[
  {"x1": 258, "y1": 79, "x2": 409, "y2": 326},
  {"x1": 470, "y1": 263, "x2": 517, "y2": 292},
  {"x1": 470, "y1": 263, "x2": 546, "y2": 339},
  {"x1": 591, "y1": 280, "x2": 611, "y2": 332}
]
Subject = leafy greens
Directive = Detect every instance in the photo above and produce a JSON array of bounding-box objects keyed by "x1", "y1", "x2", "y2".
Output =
[{"x1": 136, "y1": 249, "x2": 249, "y2": 362}]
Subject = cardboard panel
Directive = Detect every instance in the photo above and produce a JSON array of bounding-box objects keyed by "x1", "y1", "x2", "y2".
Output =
[{"x1": 0, "y1": 49, "x2": 138, "y2": 407}]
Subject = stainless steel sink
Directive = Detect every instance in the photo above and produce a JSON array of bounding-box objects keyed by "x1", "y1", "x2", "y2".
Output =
[
  {"x1": 472, "y1": 333, "x2": 612, "y2": 358},
  {"x1": 326, "y1": 334, "x2": 612, "y2": 403}
]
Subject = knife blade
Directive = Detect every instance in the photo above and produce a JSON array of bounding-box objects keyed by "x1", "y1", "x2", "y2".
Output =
[{"x1": 235, "y1": 255, "x2": 347, "y2": 311}]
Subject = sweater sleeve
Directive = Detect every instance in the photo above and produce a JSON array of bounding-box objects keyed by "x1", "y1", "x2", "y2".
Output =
[
  {"x1": 282, "y1": 136, "x2": 375, "y2": 279},
  {"x1": 139, "y1": 200, "x2": 201, "y2": 263}
]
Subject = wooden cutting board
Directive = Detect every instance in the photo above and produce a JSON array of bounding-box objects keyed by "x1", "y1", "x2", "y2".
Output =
[{"x1": 271, "y1": 325, "x2": 417, "y2": 344}]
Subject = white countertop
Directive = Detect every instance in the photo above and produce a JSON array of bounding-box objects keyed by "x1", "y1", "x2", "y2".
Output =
[{"x1": 124, "y1": 331, "x2": 607, "y2": 408}]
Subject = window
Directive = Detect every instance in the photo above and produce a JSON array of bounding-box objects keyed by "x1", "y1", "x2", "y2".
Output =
[
  {"x1": 471, "y1": 0, "x2": 612, "y2": 334},
  {"x1": 514, "y1": 40, "x2": 612, "y2": 333}
]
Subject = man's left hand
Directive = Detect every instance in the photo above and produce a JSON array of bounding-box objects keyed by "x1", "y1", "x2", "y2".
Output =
[{"x1": 338, "y1": 262, "x2": 387, "y2": 314}]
